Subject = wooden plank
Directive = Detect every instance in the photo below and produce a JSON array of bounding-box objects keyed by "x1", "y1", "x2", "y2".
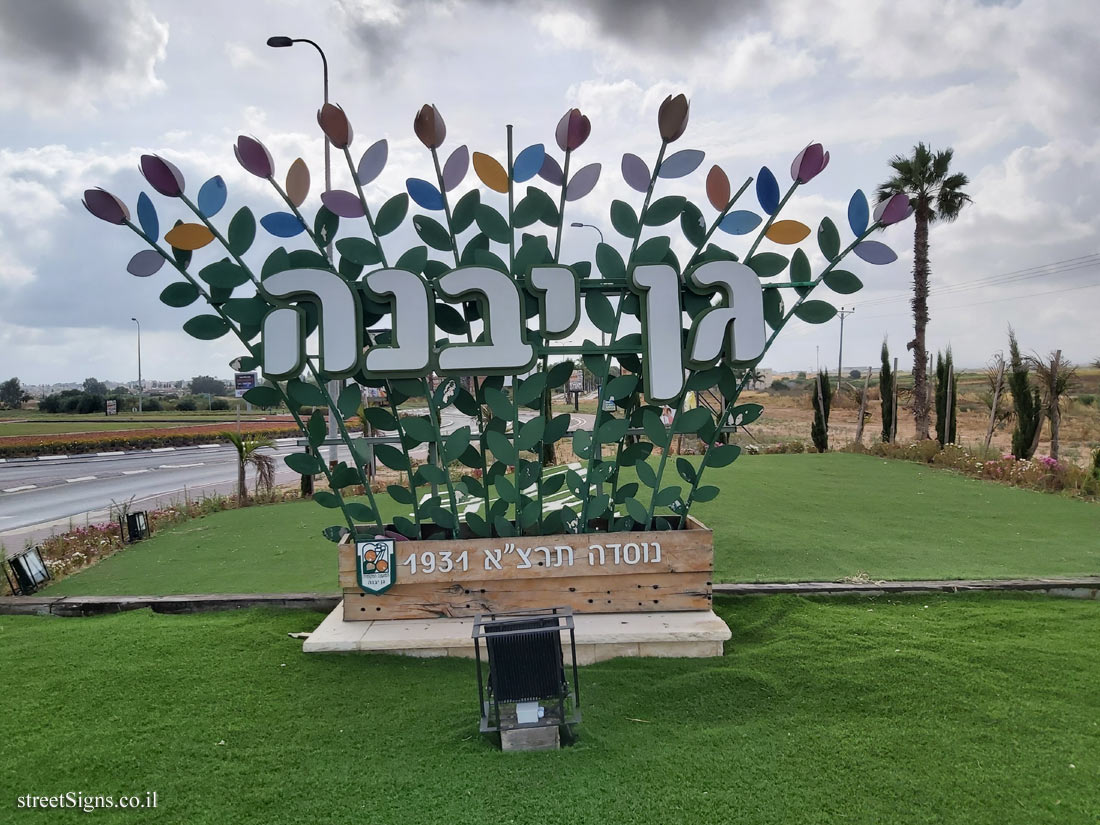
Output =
[
  {"x1": 339, "y1": 523, "x2": 713, "y2": 588},
  {"x1": 342, "y1": 572, "x2": 712, "y2": 620}
]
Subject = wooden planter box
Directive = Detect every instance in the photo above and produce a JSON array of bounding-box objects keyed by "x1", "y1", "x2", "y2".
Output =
[{"x1": 338, "y1": 517, "x2": 714, "y2": 621}]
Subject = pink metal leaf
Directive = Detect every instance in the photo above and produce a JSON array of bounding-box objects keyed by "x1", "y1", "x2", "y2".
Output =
[
  {"x1": 320, "y1": 190, "x2": 365, "y2": 218},
  {"x1": 235, "y1": 136, "x2": 274, "y2": 179},
  {"x1": 442, "y1": 145, "x2": 469, "y2": 192},
  {"x1": 565, "y1": 163, "x2": 601, "y2": 202},
  {"x1": 621, "y1": 153, "x2": 650, "y2": 193},
  {"x1": 357, "y1": 139, "x2": 388, "y2": 186},
  {"x1": 126, "y1": 249, "x2": 165, "y2": 277}
]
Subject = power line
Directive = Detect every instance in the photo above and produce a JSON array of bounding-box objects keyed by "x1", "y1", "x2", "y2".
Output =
[{"x1": 859, "y1": 280, "x2": 1100, "y2": 320}]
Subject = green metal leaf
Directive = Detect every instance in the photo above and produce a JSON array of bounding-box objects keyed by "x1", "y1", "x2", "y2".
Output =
[
  {"x1": 692, "y1": 485, "x2": 719, "y2": 502},
  {"x1": 475, "y1": 204, "x2": 510, "y2": 243},
  {"x1": 680, "y1": 201, "x2": 706, "y2": 247},
  {"x1": 417, "y1": 463, "x2": 447, "y2": 485},
  {"x1": 395, "y1": 245, "x2": 428, "y2": 274},
  {"x1": 818, "y1": 216, "x2": 841, "y2": 261},
  {"x1": 635, "y1": 459, "x2": 657, "y2": 488},
  {"x1": 730, "y1": 404, "x2": 763, "y2": 426},
  {"x1": 610, "y1": 200, "x2": 639, "y2": 237},
  {"x1": 677, "y1": 406, "x2": 712, "y2": 434},
  {"x1": 541, "y1": 472, "x2": 565, "y2": 495},
  {"x1": 345, "y1": 502, "x2": 377, "y2": 524},
  {"x1": 614, "y1": 482, "x2": 639, "y2": 503},
  {"x1": 392, "y1": 516, "x2": 417, "y2": 539},
  {"x1": 794, "y1": 300, "x2": 837, "y2": 324},
  {"x1": 706, "y1": 444, "x2": 741, "y2": 468},
  {"x1": 654, "y1": 485, "x2": 682, "y2": 507},
  {"x1": 430, "y1": 505, "x2": 457, "y2": 530},
  {"x1": 595, "y1": 242, "x2": 625, "y2": 280},
  {"x1": 445, "y1": 426, "x2": 471, "y2": 462},
  {"x1": 243, "y1": 385, "x2": 281, "y2": 407},
  {"x1": 483, "y1": 387, "x2": 514, "y2": 420},
  {"x1": 183, "y1": 315, "x2": 231, "y2": 340},
  {"x1": 604, "y1": 374, "x2": 638, "y2": 400},
  {"x1": 261, "y1": 247, "x2": 291, "y2": 280},
  {"x1": 676, "y1": 457, "x2": 697, "y2": 484},
  {"x1": 634, "y1": 236, "x2": 670, "y2": 264},
  {"x1": 222, "y1": 295, "x2": 269, "y2": 326},
  {"x1": 413, "y1": 215, "x2": 452, "y2": 251},
  {"x1": 824, "y1": 269, "x2": 863, "y2": 294},
  {"x1": 513, "y1": 191, "x2": 545, "y2": 228},
  {"x1": 764, "y1": 288, "x2": 784, "y2": 330},
  {"x1": 452, "y1": 387, "x2": 480, "y2": 417},
  {"x1": 322, "y1": 525, "x2": 348, "y2": 543},
  {"x1": 330, "y1": 462, "x2": 360, "y2": 489},
  {"x1": 494, "y1": 515, "x2": 515, "y2": 537},
  {"x1": 313, "y1": 490, "x2": 341, "y2": 509},
  {"x1": 583, "y1": 350, "x2": 609, "y2": 378},
  {"x1": 374, "y1": 193, "x2": 408, "y2": 235},
  {"x1": 362, "y1": 405, "x2": 397, "y2": 430},
  {"x1": 451, "y1": 190, "x2": 480, "y2": 234},
  {"x1": 486, "y1": 429, "x2": 516, "y2": 465},
  {"x1": 494, "y1": 474, "x2": 517, "y2": 503},
  {"x1": 747, "y1": 252, "x2": 788, "y2": 278},
  {"x1": 519, "y1": 499, "x2": 541, "y2": 528},
  {"x1": 465, "y1": 511, "x2": 490, "y2": 537},
  {"x1": 307, "y1": 410, "x2": 327, "y2": 447},
  {"x1": 544, "y1": 413, "x2": 571, "y2": 444},
  {"x1": 199, "y1": 259, "x2": 250, "y2": 289},
  {"x1": 643, "y1": 195, "x2": 685, "y2": 227},
  {"x1": 433, "y1": 377, "x2": 459, "y2": 408},
  {"x1": 315, "y1": 206, "x2": 339, "y2": 248},
  {"x1": 337, "y1": 384, "x2": 362, "y2": 419},
  {"x1": 547, "y1": 361, "x2": 574, "y2": 388},
  {"x1": 159, "y1": 282, "x2": 200, "y2": 308},
  {"x1": 285, "y1": 452, "x2": 322, "y2": 475},
  {"x1": 624, "y1": 497, "x2": 648, "y2": 525},
  {"x1": 584, "y1": 290, "x2": 616, "y2": 334},
  {"x1": 598, "y1": 416, "x2": 628, "y2": 443},
  {"x1": 287, "y1": 379, "x2": 326, "y2": 408},
  {"x1": 227, "y1": 207, "x2": 256, "y2": 256},
  {"x1": 642, "y1": 409, "x2": 669, "y2": 447},
  {"x1": 400, "y1": 415, "x2": 435, "y2": 444},
  {"x1": 790, "y1": 248, "x2": 811, "y2": 283},
  {"x1": 515, "y1": 373, "x2": 546, "y2": 407},
  {"x1": 375, "y1": 443, "x2": 409, "y2": 471},
  {"x1": 473, "y1": 248, "x2": 508, "y2": 273},
  {"x1": 336, "y1": 237, "x2": 382, "y2": 266},
  {"x1": 621, "y1": 440, "x2": 654, "y2": 465},
  {"x1": 572, "y1": 428, "x2": 592, "y2": 459},
  {"x1": 516, "y1": 417, "x2": 545, "y2": 450},
  {"x1": 386, "y1": 484, "x2": 414, "y2": 505}
]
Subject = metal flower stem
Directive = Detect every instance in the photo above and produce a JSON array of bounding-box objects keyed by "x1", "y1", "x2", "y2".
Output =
[
  {"x1": 506, "y1": 125, "x2": 515, "y2": 274},
  {"x1": 422, "y1": 380, "x2": 461, "y2": 537},
  {"x1": 176, "y1": 194, "x2": 384, "y2": 528},
  {"x1": 427, "y1": 145, "x2": 491, "y2": 490},
  {"x1": 552, "y1": 148, "x2": 572, "y2": 261},
  {"x1": 265, "y1": 182, "x2": 334, "y2": 263},
  {"x1": 744, "y1": 182, "x2": 801, "y2": 261},
  {"x1": 121, "y1": 221, "x2": 362, "y2": 535},
  {"x1": 581, "y1": 139, "x2": 668, "y2": 528},
  {"x1": 338, "y1": 148, "x2": 426, "y2": 526},
  {"x1": 645, "y1": 394, "x2": 685, "y2": 524},
  {"x1": 684, "y1": 177, "x2": 754, "y2": 268},
  {"x1": 682, "y1": 219, "x2": 883, "y2": 519}
]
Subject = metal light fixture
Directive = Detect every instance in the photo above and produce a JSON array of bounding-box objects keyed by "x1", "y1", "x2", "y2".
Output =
[
  {"x1": 473, "y1": 607, "x2": 580, "y2": 750},
  {"x1": 119, "y1": 511, "x2": 150, "y2": 543},
  {"x1": 4, "y1": 546, "x2": 50, "y2": 595}
]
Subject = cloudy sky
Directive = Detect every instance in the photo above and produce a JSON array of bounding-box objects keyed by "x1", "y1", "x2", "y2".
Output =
[{"x1": 1, "y1": 0, "x2": 1097, "y2": 386}]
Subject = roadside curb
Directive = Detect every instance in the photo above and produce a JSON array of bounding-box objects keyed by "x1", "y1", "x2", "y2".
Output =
[
  {"x1": 1, "y1": 437, "x2": 302, "y2": 465},
  {"x1": 3, "y1": 578, "x2": 1098, "y2": 616}
]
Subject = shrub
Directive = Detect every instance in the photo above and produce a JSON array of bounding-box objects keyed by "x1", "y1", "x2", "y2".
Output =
[
  {"x1": 210, "y1": 399, "x2": 230, "y2": 411},
  {"x1": 880, "y1": 339, "x2": 896, "y2": 443},
  {"x1": 934, "y1": 348, "x2": 957, "y2": 447},
  {"x1": 769, "y1": 379, "x2": 788, "y2": 392},
  {"x1": 1008, "y1": 328, "x2": 1042, "y2": 459},
  {"x1": 176, "y1": 398, "x2": 198, "y2": 411},
  {"x1": 143, "y1": 398, "x2": 163, "y2": 412},
  {"x1": 811, "y1": 370, "x2": 831, "y2": 453},
  {"x1": 1078, "y1": 394, "x2": 1095, "y2": 406}
]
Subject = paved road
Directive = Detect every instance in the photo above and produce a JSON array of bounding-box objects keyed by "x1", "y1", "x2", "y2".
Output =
[{"x1": 0, "y1": 410, "x2": 590, "y2": 553}]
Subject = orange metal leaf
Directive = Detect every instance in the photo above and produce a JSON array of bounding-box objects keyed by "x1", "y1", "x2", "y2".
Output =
[
  {"x1": 706, "y1": 165, "x2": 729, "y2": 211},
  {"x1": 765, "y1": 220, "x2": 811, "y2": 244},
  {"x1": 286, "y1": 158, "x2": 310, "y2": 207},
  {"x1": 472, "y1": 151, "x2": 509, "y2": 194},
  {"x1": 164, "y1": 223, "x2": 215, "y2": 251}
]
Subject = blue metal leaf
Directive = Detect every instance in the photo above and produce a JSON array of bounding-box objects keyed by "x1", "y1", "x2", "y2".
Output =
[
  {"x1": 136, "y1": 192, "x2": 158, "y2": 241},
  {"x1": 756, "y1": 166, "x2": 780, "y2": 215},
  {"x1": 853, "y1": 240, "x2": 897, "y2": 265},
  {"x1": 197, "y1": 176, "x2": 227, "y2": 218},
  {"x1": 848, "y1": 189, "x2": 869, "y2": 236},
  {"x1": 512, "y1": 144, "x2": 545, "y2": 183},
  {"x1": 260, "y1": 212, "x2": 306, "y2": 238},
  {"x1": 717, "y1": 210, "x2": 763, "y2": 235},
  {"x1": 406, "y1": 178, "x2": 445, "y2": 211},
  {"x1": 658, "y1": 149, "x2": 705, "y2": 179}
]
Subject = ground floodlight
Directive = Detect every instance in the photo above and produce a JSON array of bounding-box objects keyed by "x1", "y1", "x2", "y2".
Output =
[
  {"x1": 473, "y1": 607, "x2": 580, "y2": 750},
  {"x1": 122, "y1": 511, "x2": 150, "y2": 543},
  {"x1": 4, "y1": 546, "x2": 50, "y2": 596}
]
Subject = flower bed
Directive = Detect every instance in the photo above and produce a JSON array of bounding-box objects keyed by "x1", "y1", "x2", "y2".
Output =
[{"x1": 0, "y1": 421, "x2": 300, "y2": 458}]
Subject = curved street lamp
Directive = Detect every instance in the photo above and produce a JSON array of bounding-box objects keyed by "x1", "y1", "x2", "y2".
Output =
[{"x1": 130, "y1": 317, "x2": 143, "y2": 413}]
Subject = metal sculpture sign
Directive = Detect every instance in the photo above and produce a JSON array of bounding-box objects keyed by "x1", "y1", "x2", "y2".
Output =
[{"x1": 84, "y1": 93, "x2": 911, "y2": 553}]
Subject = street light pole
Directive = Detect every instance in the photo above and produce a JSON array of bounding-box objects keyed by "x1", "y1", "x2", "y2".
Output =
[
  {"x1": 836, "y1": 306, "x2": 855, "y2": 387},
  {"x1": 130, "y1": 317, "x2": 143, "y2": 413},
  {"x1": 268, "y1": 35, "x2": 338, "y2": 464}
]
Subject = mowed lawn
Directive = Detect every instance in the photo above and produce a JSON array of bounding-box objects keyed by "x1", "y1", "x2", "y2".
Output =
[
  {"x1": 43, "y1": 452, "x2": 1100, "y2": 596},
  {"x1": 1, "y1": 594, "x2": 1097, "y2": 825}
]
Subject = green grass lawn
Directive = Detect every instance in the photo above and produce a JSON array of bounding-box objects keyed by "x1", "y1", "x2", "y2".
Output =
[
  {"x1": 0, "y1": 419, "x2": 213, "y2": 436},
  {"x1": 43, "y1": 453, "x2": 1100, "y2": 596},
  {"x1": 1, "y1": 594, "x2": 1097, "y2": 824}
]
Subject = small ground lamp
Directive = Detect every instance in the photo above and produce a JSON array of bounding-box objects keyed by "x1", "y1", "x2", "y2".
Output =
[
  {"x1": 472, "y1": 607, "x2": 580, "y2": 751},
  {"x1": 120, "y1": 511, "x2": 150, "y2": 544},
  {"x1": 4, "y1": 546, "x2": 50, "y2": 595}
]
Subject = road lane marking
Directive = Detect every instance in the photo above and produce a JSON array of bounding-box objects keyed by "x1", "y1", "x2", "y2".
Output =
[
  {"x1": 122, "y1": 469, "x2": 150, "y2": 475},
  {"x1": 159, "y1": 463, "x2": 204, "y2": 469},
  {"x1": 66, "y1": 476, "x2": 97, "y2": 483},
  {"x1": 150, "y1": 447, "x2": 176, "y2": 452},
  {"x1": 97, "y1": 451, "x2": 125, "y2": 456},
  {"x1": 3, "y1": 485, "x2": 36, "y2": 492},
  {"x1": 198, "y1": 444, "x2": 221, "y2": 448},
  {"x1": 37, "y1": 455, "x2": 69, "y2": 460}
]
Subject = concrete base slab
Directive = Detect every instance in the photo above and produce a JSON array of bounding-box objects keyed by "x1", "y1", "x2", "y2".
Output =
[{"x1": 303, "y1": 603, "x2": 731, "y2": 663}]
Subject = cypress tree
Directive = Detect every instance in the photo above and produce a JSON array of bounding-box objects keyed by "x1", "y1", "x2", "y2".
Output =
[
  {"x1": 811, "y1": 370, "x2": 832, "y2": 453},
  {"x1": 934, "y1": 348, "x2": 957, "y2": 447},
  {"x1": 879, "y1": 339, "x2": 895, "y2": 442},
  {"x1": 1008, "y1": 328, "x2": 1042, "y2": 459}
]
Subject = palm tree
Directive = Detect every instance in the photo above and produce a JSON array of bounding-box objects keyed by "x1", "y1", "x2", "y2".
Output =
[
  {"x1": 1028, "y1": 350, "x2": 1077, "y2": 460},
  {"x1": 224, "y1": 432, "x2": 276, "y2": 503},
  {"x1": 877, "y1": 143, "x2": 971, "y2": 440}
]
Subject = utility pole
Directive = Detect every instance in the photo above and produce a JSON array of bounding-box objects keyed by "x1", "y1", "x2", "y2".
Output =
[
  {"x1": 130, "y1": 317, "x2": 143, "y2": 413},
  {"x1": 836, "y1": 306, "x2": 854, "y2": 387}
]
